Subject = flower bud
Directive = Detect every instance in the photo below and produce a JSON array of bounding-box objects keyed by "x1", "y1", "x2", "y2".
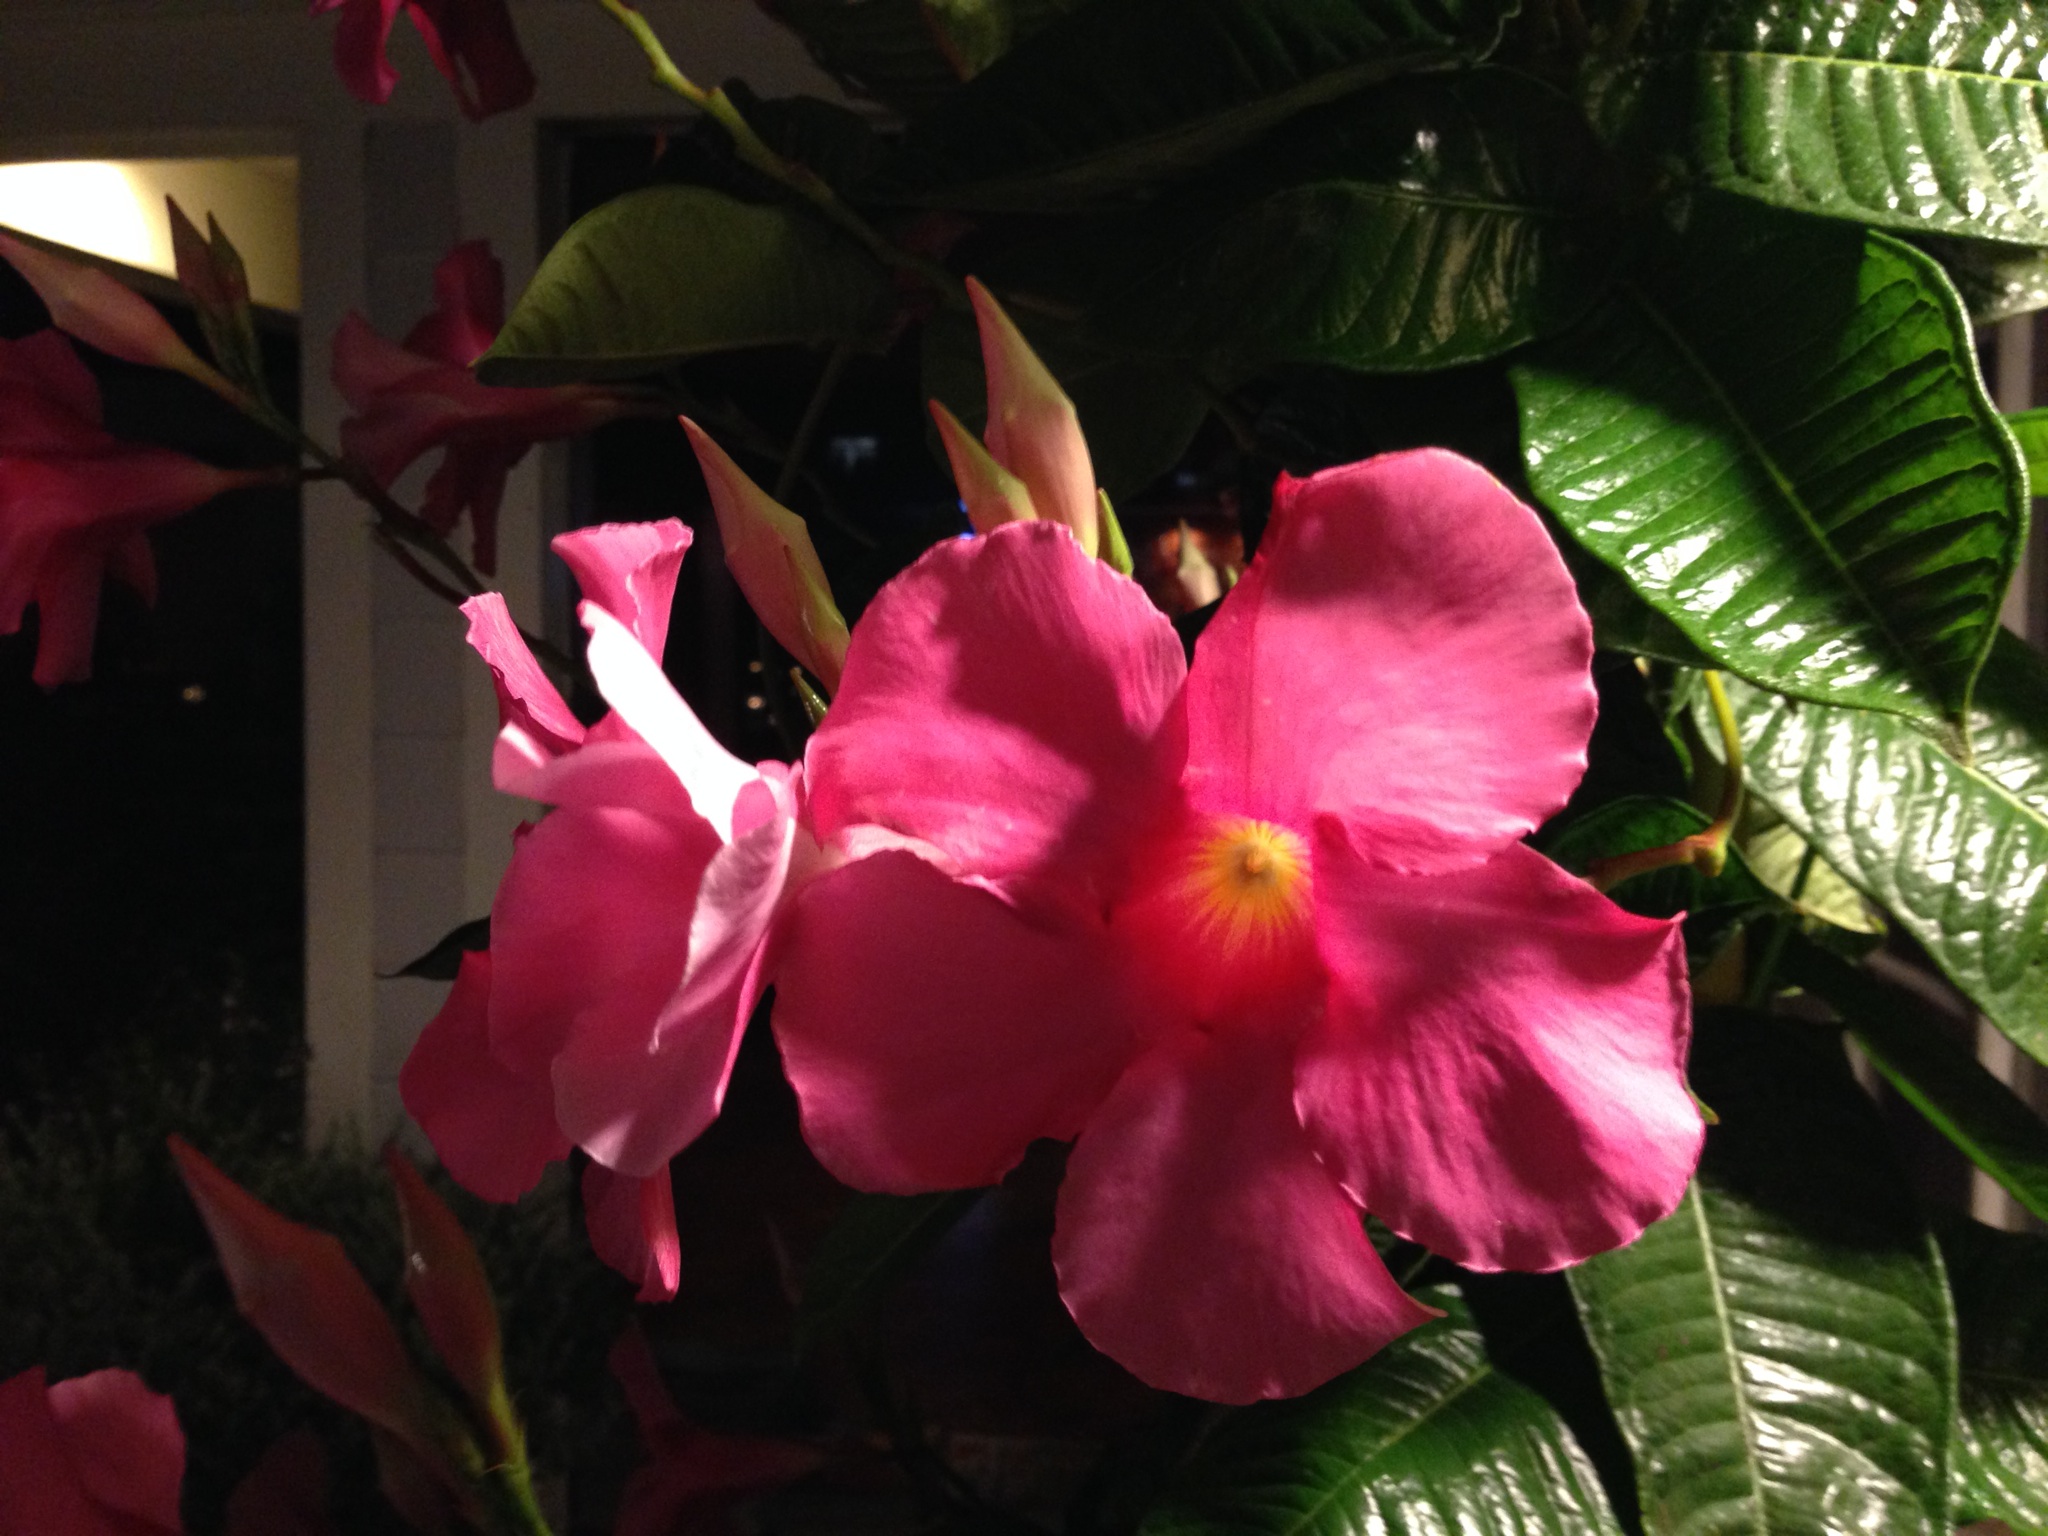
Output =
[
  {"x1": 966, "y1": 277, "x2": 1098, "y2": 556},
  {"x1": 930, "y1": 399, "x2": 1036, "y2": 533}
]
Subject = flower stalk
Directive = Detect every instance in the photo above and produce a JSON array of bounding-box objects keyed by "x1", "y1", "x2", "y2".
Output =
[{"x1": 1586, "y1": 670, "x2": 1746, "y2": 891}]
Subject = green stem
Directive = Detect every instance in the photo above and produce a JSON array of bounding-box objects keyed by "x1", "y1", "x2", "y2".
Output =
[
  {"x1": 775, "y1": 335, "x2": 856, "y2": 505},
  {"x1": 1742, "y1": 842, "x2": 1817, "y2": 1008},
  {"x1": 1588, "y1": 670, "x2": 1745, "y2": 891},
  {"x1": 590, "y1": 0, "x2": 962, "y2": 304}
]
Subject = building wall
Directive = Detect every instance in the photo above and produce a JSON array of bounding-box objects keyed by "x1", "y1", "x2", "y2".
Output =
[{"x1": 0, "y1": 0, "x2": 840, "y2": 1141}]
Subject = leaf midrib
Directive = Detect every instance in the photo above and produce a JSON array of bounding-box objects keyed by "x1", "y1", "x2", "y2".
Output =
[
  {"x1": 1686, "y1": 46, "x2": 2048, "y2": 95},
  {"x1": 1687, "y1": 1181, "x2": 1773, "y2": 1536},
  {"x1": 1620, "y1": 279, "x2": 1946, "y2": 713}
]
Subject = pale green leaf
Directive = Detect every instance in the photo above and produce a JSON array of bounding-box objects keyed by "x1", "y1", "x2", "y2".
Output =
[{"x1": 1943, "y1": 1219, "x2": 2048, "y2": 1533}]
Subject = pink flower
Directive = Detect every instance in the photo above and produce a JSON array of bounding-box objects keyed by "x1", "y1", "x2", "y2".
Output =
[
  {"x1": 0, "y1": 1366, "x2": 185, "y2": 1536},
  {"x1": 771, "y1": 450, "x2": 1702, "y2": 1402},
  {"x1": 0, "y1": 331, "x2": 267, "y2": 687},
  {"x1": 332, "y1": 242, "x2": 626, "y2": 572},
  {"x1": 401, "y1": 519, "x2": 808, "y2": 1300},
  {"x1": 309, "y1": 0, "x2": 536, "y2": 121}
]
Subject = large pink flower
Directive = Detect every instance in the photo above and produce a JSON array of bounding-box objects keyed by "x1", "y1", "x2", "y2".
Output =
[
  {"x1": 333, "y1": 242, "x2": 626, "y2": 572},
  {"x1": 773, "y1": 449, "x2": 1701, "y2": 1403},
  {"x1": 309, "y1": 0, "x2": 536, "y2": 121},
  {"x1": 0, "y1": 331, "x2": 267, "y2": 687},
  {"x1": 401, "y1": 518, "x2": 807, "y2": 1300},
  {"x1": 0, "y1": 1366, "x2": 185, "y2": 1536}
]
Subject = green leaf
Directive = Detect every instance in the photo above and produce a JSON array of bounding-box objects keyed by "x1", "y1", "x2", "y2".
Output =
[
  {"x1": 1721, "y1": 632, "x2": 2048, "y2": 1065},
  {"x1": 1738, "y1": 816, "x2": 1882, "y2": 935},
  {"x1": 1141, "y1": 1287, "x2": 1623, "y2": 1536},
  {"x1": 1943, "y1": 1219, "x2": 2048, "y2": 1532},
  {"x1": 2007, "y1": 407, "x2": 2048, "y2": 492},
  {"x1": 478, "y1": 185, "x2": 891, "y2": 386},
  {"x1": 1781, "y1": 940, "x2": 2048, "y2": 1227},
  {"x1": 1087, "y1": 71, "x2": 1622, "y2": 372},
  {"x1": 1568, "y1": 1011, "x2": 1958, "y2": 1536},
  {"x1": 1919, "y1": 236, "x2": 2048, "y2": 326},
  {"x1": 881, "y1": 0, "x2": 1517, "y2": 210},
  {"x1": 762, "y1": 0, "x2": 1094, "y2": 116},
  {"x1": 1513, "y1": 197, "x2": 2024, "y2": 725},
  {"x1": 921, "y1": 306, "x2": 1207, "y2": 499},
  {"x1": 794, "y1": 1191, "x2": 981, "y2": 1350},
  {"x1": 1539, "y1": 794, "x2": 1771, "y2": 959},
  {"x1": 1614, "y1": 0, "x2": 2048, "y2": 243}
]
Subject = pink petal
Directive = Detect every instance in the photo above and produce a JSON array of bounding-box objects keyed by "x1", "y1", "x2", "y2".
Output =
[
  {"x1": 492, "y1": 730, "x2": 691, "y2": 812},
  {"x1": 580, "y1": 602, "x2": 759, "y2": 840},
  {"x1": 583, "y1": 1164, "x2": 682, "y2": 1303},
  {"x1": 806, "y1": 522, "x2": 1186, "y2": 899},
  {"x1": 401, "y1": 240, "x2": 504, "y2": 366},
  {"x1": 0, "y1": 1367, "x2": 109, "y2": 1536},
  {"x1": 488, "y1": 799, "x2": 718, "y2": 1081},
  {"x1": 29, "y1": 547, "x2": 105, "y2": 689},
  {"x1": 224, "y1": 1429, "x2": 336, "y2": 1536},
  {"x1": 1298, "y1": 830, "x2": 1699, "y2": 1272},
  {"x1": 1186, "y1": 451, "x2": 1595, "y2": 872},
  {"x1": 398, "y1": 949, "x2": 570, "y2": 1203},
  {"x1": 1052, "y1": 1028, "x2": 1435, "y2": 1404},
  {"x1": 462, "y1": 593, "x2": 583, "y2": 757},
  {"x1": 47, "y1": 1371, "x2": 185, "y2": 1534},
  {"x1": 0, "y1": 330, "x2": 104, "y2": 440},
  {"x1": 403, "y1": 0, "x2": 537, "y2": 121},
  {"x1": 325, "y1": 0, "x2": 404, "y2": 105},
  {"x1": 770, "y1": 849, "x2": 1135, "y2": 1192},
  {"x1": 552, "y1": 519, "x2": 691, "y2": 659},
  {"x1": 553, "y1": 799, "x2": 795, "y2": 1176}
]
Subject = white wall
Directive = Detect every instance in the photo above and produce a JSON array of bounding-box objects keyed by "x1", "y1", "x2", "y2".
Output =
[{"x1": 0, "y1": 0, "x2": 840, "y2": 1143}]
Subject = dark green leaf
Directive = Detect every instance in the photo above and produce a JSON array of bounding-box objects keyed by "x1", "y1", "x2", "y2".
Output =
[
  {"x1": 384, "y1": 918, "x2": 489, "y2": 982},
  {"x1": 1919, "y1": 236, "x2": 2048, "y2": 326},
  {"x1": 1721, "y1": 632, "x2": 2048, "y2": 1065},
  {"x1": 794, "y1": 1190, "x2": 981, "y2": 1350},
  {"x1": 1781, "y1": 940, "x2": 2048, "y2": 1226},
  {"x1": 2007, "y1": 407, "x2": 2048, "y2": 493},
  {"x1": 1514, "y1": 198, "x2": 2023, "y2": 725},
  {"x1": 882, "y1": 0, "x2": 1516, "y2": 210},
  {"x1": 761, "y1": 0, "x2": 1094, "y2": 116},
  {"x1": 1142, "y1": 1287, "x2": 1623, "y2": 1536},
  {"x1": 1569, "y1": 1011, "x2": 1957, "y2": 1536},
  {"x1": 921, "y1": 306, "x2": 1207, "y2": 499},
  {"x1": 1614, "y1": 0, "x2": 2048, "y2": 243},
  {"x1": 479, "y1": 185, "x2": 891, "y2": 385},
  {"x1": 1087, "y1": 71, "x2": 1622, "y2": 372},
  {"x1": 1943, "y1": 1219, "x2": 2048, "y2": 1532}
]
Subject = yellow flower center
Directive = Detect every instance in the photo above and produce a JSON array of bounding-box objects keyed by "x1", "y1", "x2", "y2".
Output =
[{"x1": 1184, "y1": 817, "x2": 1312, "y2": 952}]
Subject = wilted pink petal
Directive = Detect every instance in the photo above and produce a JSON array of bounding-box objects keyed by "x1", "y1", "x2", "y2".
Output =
[
  {"x1": 46, "y1": 1370, "x2": 185, "y2": 1535},
  {"x1": 773, "y1": 850, "x2": 1133, "y2": 1192},
  {"x1": 1185, "y1": 450, "x2": 1595, "y2": 872},
  {"x1": 403, "y1": 240, "x2": 503, "y2": 367},
  {"x1": 1052, "y1": 1029, "x2": 1435, "y2": 1403},
  {"x1": 400, "y1": 948, "x2": 570, "y2": 1203},
  {"x1": 310, "y1": 0, "x2": 534, "y2": 121},
  {"x1": 806, "y1": 523, "x2": 1185, "y2": 903},
  {"x1": 1298, "y1": 833, "x2": 1698, "y2": 1272},
  {"x1": 553, "y1": 518, "x2": 691, "y2": 658},
  {"x1": 583, "y1": 1164, "x2": 682, "y2": 1302},
  {"x1": 461, "y1": 593, "x2": 584, "y2": 760}
]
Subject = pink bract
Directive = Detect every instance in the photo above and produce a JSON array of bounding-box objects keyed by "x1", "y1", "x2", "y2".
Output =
[
  {"x1": 0, "y1": 1366, "x2": 185, "y2": 1536},
  {"x1": 331, "y1": 242, "x2": 625, "y2": 572},
  {"x1": 400, "y1": 519, "x2": 807, "y2": 1300},
  {"x1": 775, "y1": 449, "x2": 1701, "y2": 1403},
  {"x1": 309, "y1": 0, "x2": 535, "y2": 121},
  {"x1": 0, "y1": 331, "x2": 267, "y2": 687}
]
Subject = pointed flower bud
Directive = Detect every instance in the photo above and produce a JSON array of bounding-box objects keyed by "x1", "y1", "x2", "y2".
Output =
[
  {"x1": 168, "y1": 1137, "x2": 438, "y2": 1451},
  {"x1": 167, "y1": 198, "x2": 269, "y2": 406},
  {"x1": 930, "y1": 399, "x2": 1036, "y2": 533},
  {"x1": 0, "y1": 232, "x2": 238, "y2": 402},
  {"x1": 1097, "y1": 490, "x2": 1134, "y2": 577},
  {"x1": 966, "y1": 277, "x2": 1098, "y2": 556},
  {"x1": 680, "y1": 417, "x2": 850, "y2": 693},
  {"x1": 383, "y1": 1148, "x2": 517, "y2": 1458}
]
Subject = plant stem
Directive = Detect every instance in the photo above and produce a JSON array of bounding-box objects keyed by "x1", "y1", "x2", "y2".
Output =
[
  {"x1": 589, "y1": 0, "x2": 962, "y2": 303},
  {"x1": 1742, "y1": 842, "x2": 1818, "y2": 1008},
  {"x1": 1587, "y1": 669, "x2": 1746, "y2": 892},
  {"x1": 776, "y1": 335, "x2": 857, "y2": 504}
]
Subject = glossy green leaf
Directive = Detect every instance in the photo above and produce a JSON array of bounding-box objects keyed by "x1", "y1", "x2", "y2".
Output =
[
  {"x1": 1088, "y1": 72, "x2": 1621, "y2": 372},
  {"x1": 1943, "y1": 1219, "x2": 2048, "y2": 1532},
  {"x1": 882, "y1": 0, "x2": 1516, "y2": 210},
  {"x1": 1781, "y1": 940, "x2": 2048, "y2": 1226},
  {"x1": 1514, "y1": 198, "x2": 2023, "y2": 725},
  {"x1": 1721, "y1": 632, "x2": 2048, "y2": 1065},
  {"x1": 478, "y1": 185, "x2": 891, "y2": 386},
  {"x1": 794, "y1": 1191, "x2": 980, "y2": 1350},
  {"x1": 1568, "y1": 1012, "x2": 1957, "y2": 1536},
  {"x1": 1616, "y1": 0, "x2": 2048, "y2": 243},
  {"x1": 1142, "y1": 1287, "x2": 1623, "y2": 1536},
  {"x1": 1738, "y1": 815, "x2": 1882, "y2": 935},
  {"x1": 921, "y1": 306, "x2": 1208, "y2": 499},
  {"x1": 2007, "y1": 407, "x2": 2048, "y2": 491},
  {"x1": 762, "y1": 0, "x2": 1093, "y2": 115}
]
